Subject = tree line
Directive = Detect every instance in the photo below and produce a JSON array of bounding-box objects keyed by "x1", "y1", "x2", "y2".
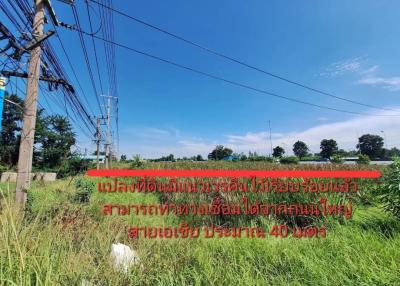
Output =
[
  {"x1": 0, "y1": 93, "x2": 88, "y2": 176},
  {"x1": 138, "y1": 134, "x2": 399, "y2": 163},
  {"x1": 248, "y1": 135, "x2": 397, "y2": 162}
]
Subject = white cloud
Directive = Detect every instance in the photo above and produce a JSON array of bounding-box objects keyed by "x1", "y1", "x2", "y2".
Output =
[
  {"x1": 224, "y1": 108, "x2": 400, "y2": 155},
  {"x1": 322, "y1": 57, "x2": 400, "y2": 92},
  {"x1": 118, "y1": 108, "x2": 400, "y2": 158},
  {"x1": 359, "y1": 65, "x2": 379, "y2": 75},
  {"x1": 320, "y1": 57, "x2": 366, "y2": 77},
  {"x1": 357, "y1": 77, "x2": 400, "y2": 91}
]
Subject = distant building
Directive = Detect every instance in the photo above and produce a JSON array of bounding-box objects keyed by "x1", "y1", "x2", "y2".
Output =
[
  {"x1": 223, "y1": 155, "x2": 239, "y2": 161},
  {"x1": 80, "y1": 155, "x2": 105, "y2": 163},
  {"x1": 342, "y1": 157, "x2": 358, "y2": 162}
]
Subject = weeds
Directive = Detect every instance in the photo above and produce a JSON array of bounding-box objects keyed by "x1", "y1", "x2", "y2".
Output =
[
  {"x1": 379, "y1": 159, "x2": 400, "y2": 219},
  {"x1": 0, "y1": 163, "x2": 398, "y2": 285},
  {"x1": 73, "y1": 177, "x2": 95, "y2": 203}
]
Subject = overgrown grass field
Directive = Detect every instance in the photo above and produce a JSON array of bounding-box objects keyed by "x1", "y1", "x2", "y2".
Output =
[{"x1": 0, "y1": 162, "x2": 399, "y2": 285}]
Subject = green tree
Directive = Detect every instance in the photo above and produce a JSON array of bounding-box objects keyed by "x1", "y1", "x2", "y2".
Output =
[
  {"x1": 164, "y1": 154, "x2": 175, "y2": 161},
  {"x1": 120, "y1": 154, "x2": 127, "y2": 161},
  {"x1": 57, "y1": 155, "x2": 92, "y2": 178},
  {"x1": 382, "y1": 147, "x2": 400, "y2": 160},
  {"x1": 331, "y1": 154, "x2": 344, "y2": 164},
  {"x1": 195, "y1": 154, "x2": 204, "y2": 161},
  {"x1": 36, "y1": 115, "x2": 76, "y2": 169},
  {"x1": 0, "y1": 94, "x2": 79, "y2": 171},
  {"x1": 32, "y1": 108, "x2": 48, "y2": 165},
  {"x1": 293, "y1": 141, "x2": 309, "y2": 159},
  {"x1": 153, "y1": 154, "x2": 175, "y2": 162},
  {"x1": 357, "y1": 154, "x2": 370, "y2": 165},
  {"x1": 336, "y1": 149, "x2": 348, "y2": 157},
  {"x1": 357, "y1": 134, "x2": 384, "y2": 159},
  {"x1": 0, "y1": 93, "x2": 24, "y2": 166},
  {"x1": 208, "y1": 145, "x2": 233, "y2": 160},
  {"x1": 320, "y1": 139, "x2": 338, "y2": 159},
  {"x1": 272, "y1": 146, "x2": 285, "y2": 158},
  {"x1": 280, "y1": 156, "x2": 299, "y2": 164}
]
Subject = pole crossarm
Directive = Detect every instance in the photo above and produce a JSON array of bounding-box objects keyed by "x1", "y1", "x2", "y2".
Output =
[
  {"x1": 0, "y1": 21, "x2": 55, "y2": 60},
  {"x1": 1, "y1": 70, "x2": 75, "y2": 93},
  {"x1": 13, "y1": 30, "x2": 55, "y2": 60},
  {"x1": 0, "y1": 22, "x2": 21, "y2": 56}
]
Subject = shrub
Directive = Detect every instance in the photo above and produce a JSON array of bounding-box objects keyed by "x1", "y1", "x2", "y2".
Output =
[
  {"x1": 239, "y1": 154, "x2": 247, "y2": 161},
  {"x1": 280, "y1": 156, "x2": 299, "y2": 164},
  {"x1": 0, "y1": 164, "x2": 7, "y2": 174},
  {"x1": 300, "y1": 156, "x2": 319, "y2": 161},
  {"x1": 73, "y1": 177, "x2": 95, "y2": 203},
  {"x1": 331, "y1": 155, "x2": 344, "y2": 164},
  {"x1": 57, "y1": 156, "x2": 92, "y2": 178},
  {"x1": 130, "y1": 154, "x2": 144, "y2": 169},
  {"x1": 357, "y1": 154, "x2": 370, "y2": 165},
  {"x1": 379, "y1": 159, "x2": 400, "y2": 219},
  {"x1": 248, "y1": 156, "x2": 273, "y2": 162}
]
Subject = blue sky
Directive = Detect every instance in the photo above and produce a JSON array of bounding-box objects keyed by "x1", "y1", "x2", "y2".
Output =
[{"x1": 9, "y1": 0, "x2": 400, "y2": 157}]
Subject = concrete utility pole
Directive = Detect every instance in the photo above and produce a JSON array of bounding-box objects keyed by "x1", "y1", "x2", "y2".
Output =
[
  {"x1": 15, "y1": 0, "x2": 45, "y2": 205},
  {"x1": 268, "y1": 120, "x2": 273, "y2": 157},
  {"x1": 95, "y1": 117, "x2": 102, "y2": 169},
  {"x1": 105, "y1": 96, "x2": 111, "y2": 169},
  {"x1": 101, "y1": 95, "x2": 117, "y2": 168}
]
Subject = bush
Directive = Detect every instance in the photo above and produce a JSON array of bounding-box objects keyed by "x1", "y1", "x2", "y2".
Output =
[
  {"x1": 280, "y1": 156, "x2": 299, "y2": 164},
  {"x1": 331, "y1": 155, "x2": 344, "y2": 164},
  {"x1": 379, "y1": 159, "x2": 400, "y2": 219},
  {"x1": 57, "y1": 156, "x2": 93, "y2": 178},
  {"x1": 130, "y1": 154, "x2": 144, "y2": 169},
  {"x1": 357, "y1": 154, "x2": 370, "y2": 165},
  {"x1": 299, "y1": 156, "x2": 319, "y2": 161},
  {"x1": 248, "y1": 156, "x2": 273, "y2": 162},
  {"x1": 73, "y1": 176, "x2": 95, "y2": 203},
  {"x1": 0, "y1": 164, "x2": 7, "y2": 174}
]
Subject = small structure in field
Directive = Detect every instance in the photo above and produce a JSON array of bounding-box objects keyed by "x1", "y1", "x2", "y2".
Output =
[{"x1": 110, "y1": 243, "x2": 141, "y2": 274}]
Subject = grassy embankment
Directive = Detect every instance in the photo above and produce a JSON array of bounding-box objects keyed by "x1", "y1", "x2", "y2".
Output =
[{"x1": 0, "y1": 162, "x2": 399, "y2": 285}]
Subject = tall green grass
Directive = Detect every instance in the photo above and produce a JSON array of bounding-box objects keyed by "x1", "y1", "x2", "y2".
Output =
[{"x1": 0, "y1": 163, "x2": 399, "y2": 285}]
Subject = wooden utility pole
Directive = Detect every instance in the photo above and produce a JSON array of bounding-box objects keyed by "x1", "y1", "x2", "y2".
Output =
[{"x1": 15, "y1": 0, "x2": 45, "y2": 205}]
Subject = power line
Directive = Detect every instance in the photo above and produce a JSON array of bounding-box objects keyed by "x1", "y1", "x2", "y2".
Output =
[
  {"x1": 85, "y1": 0, "x2": 104, "y2": 95},
  {"x1": 0, "y1": 0, "x2": 98, "y2": 139},
  {"x1": 50, "y1": 20, "x2": 97, "y2": 117},
  {"x1": 71, "y1": 3, "x2": 104, "y2": 118},
  {"x1": 89, "y1": 0, "x2": 397, "y2": 113},
  {"x1": 96, "y1": 0, "x2": 119, "y2": 157},
  {"x1": 73, "y1": 29, "x2": 400, "y2": 117},
  {"x1": 6, "y1": 57, "x2": 95, "y2": 140}
]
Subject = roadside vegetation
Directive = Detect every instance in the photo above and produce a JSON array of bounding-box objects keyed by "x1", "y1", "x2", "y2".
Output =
[
  {"x1": 0, "y1": 161, "x2": 399, "y2": 285},
  {"x1": 0, "y1": 93, "x2": 399, "y2": 284}
]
